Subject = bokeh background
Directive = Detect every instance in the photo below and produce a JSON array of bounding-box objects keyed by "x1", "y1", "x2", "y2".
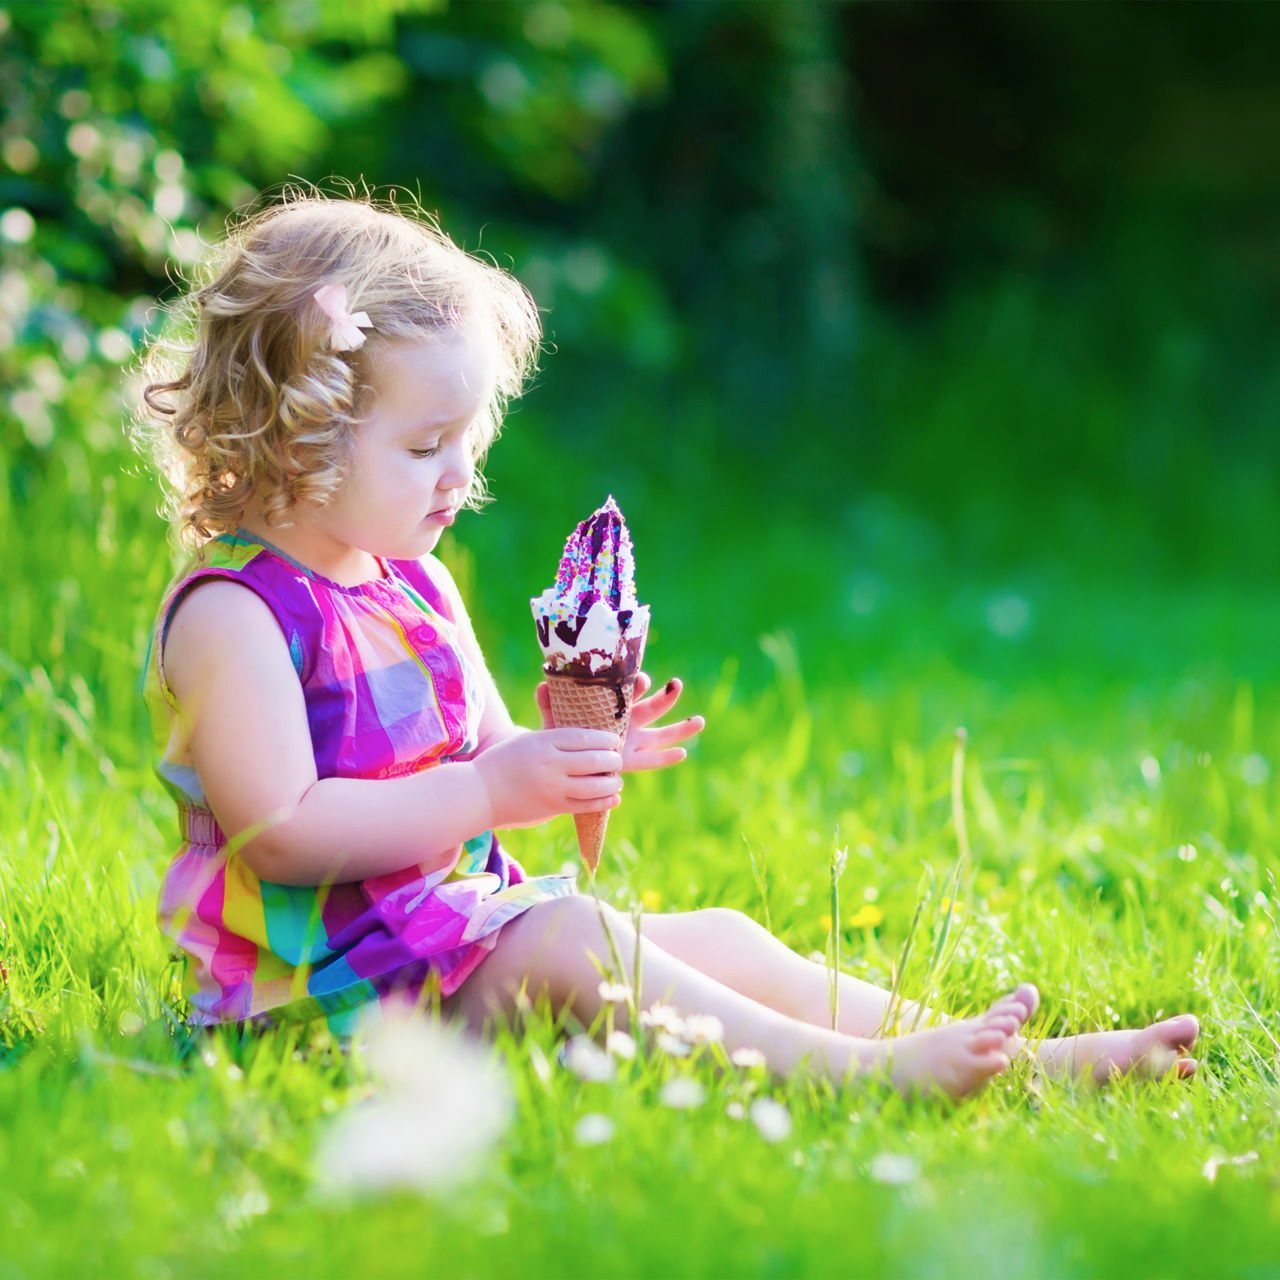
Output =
[
  {"x1": 5, "y1": 0, "x2": 1280, "y2": 712},
  {"x1": 7, "y1": 11, "x2": 1280, "y2": 1271}
]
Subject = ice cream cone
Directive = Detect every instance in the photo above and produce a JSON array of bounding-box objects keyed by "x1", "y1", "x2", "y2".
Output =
[
  {"x1": 544, "y1": 655, "x2": 642, "y2": 875},
  {"x1": 532, "y1": 497, "x2": 650, "y2": 875}
]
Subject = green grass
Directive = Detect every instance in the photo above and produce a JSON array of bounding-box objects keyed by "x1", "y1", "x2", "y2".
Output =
[{"x1": 4, "y1": 373, "x2": 1280, "y2": 1279}]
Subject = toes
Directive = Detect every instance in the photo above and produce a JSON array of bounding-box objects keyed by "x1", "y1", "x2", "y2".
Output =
[
  {"x1": 976, "y1": 1049, "x2": 1011, "y2": 1077},
  {"x1": 1160, "y1": 1014, "x2": 1199, "y2": 1050},
  {"x1": 970, "y1": 1027, "x2": 1011, "y2": 1054},
  {"x1": 982, "y1": 1013, "x2": 1023, "y2": 1038},
  {"x1": 1175, "y1": 1056, "x2": 1197, "y2": 1079},
  {"x1": 1008, "y1": 982, "x2": 1040, "y2": 1022},
  {"x1": 985, "y1": 983, "x2": 1040, "y2": 1028}
]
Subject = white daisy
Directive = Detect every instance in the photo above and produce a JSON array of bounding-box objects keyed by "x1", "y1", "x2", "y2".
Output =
[
  {"x1": 682, "y1": 1014, "x2": 725, "y2": 1045},
  {"x1": 657, "y1": 1032, "x2": 692, "y2": 1058},
  {"x1": 749, "y1": 1098, "x2": 793, "y2": 1143},
  {"x1": 659, "y1": 1077, "x2": 706, "y2": 1110},
  {"x1": 869, "y1": 1153, "x2": 919, "y2": 1185},
  {"x1": 315, "y1": 1010, "x2": 511, "y2": 1197},
  {"x1": 574, "y1": 1113, "x2": 616, "y2": 1146},
  {"x1": 606, "y1": 1030, "x2": 637, "y2": 1060},
  {"x1": 638, "y1": 1002, "x2": 686, "y2": 1036},
  {"x1": 560, "y1": 1035, "x2": 616, "y2": 1083}
]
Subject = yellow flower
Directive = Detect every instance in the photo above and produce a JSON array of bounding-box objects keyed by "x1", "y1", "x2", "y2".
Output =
[
  {"x1": 848, "y1": 904, "x2": 884, "y2": 929},
  {"x1": 640, "y1": 889, "x2": 663, "y2": 912},
  {"x1": 939, "y1": 897, "x2": 964, "y2": 915},
  {"x1": 820, "y1": 914, "x2": 834, "y2": 933}
]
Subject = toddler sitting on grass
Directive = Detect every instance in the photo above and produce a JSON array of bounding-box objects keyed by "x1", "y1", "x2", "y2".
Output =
[{"x1": 135, "y1": 186, "x2": 1198, "y2": 1098}]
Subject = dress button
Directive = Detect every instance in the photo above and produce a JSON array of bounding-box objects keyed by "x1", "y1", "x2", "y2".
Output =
[
  {"x1": 417, "y1": 626, "x2": 438, "y2": 647},
  {"x1": 443, "y1": 679, "x2": 464, "y2": 701}
]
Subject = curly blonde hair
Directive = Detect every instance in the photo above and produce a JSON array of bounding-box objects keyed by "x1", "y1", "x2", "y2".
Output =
[{"x1": 136, "y1": 187, "x2": 542, "y2": 545}]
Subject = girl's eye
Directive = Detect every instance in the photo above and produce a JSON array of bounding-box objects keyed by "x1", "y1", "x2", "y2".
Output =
[{"x1": 409, "y1": 446, "x2": 440, "y2": 459}]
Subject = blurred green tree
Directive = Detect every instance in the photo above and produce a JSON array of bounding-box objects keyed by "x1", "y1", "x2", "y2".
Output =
[{"x1": 0, "y1": 0, "x2": 675, "y2": 479}]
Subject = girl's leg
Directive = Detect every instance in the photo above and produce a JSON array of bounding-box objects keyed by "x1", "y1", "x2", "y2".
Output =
[
  {"x1": 442, "y1": 895, "x2": 1037, "y2": 1100},
  {"x1": 1030, "y1": 1019, "x2": 1200, "y2": 1083},
  {"x1": 639, "y1": 909, "x2": 1199, "y2": 1081},
  {"x1": 639, "y1": 908, "x2": 929, "y2": 1036}
]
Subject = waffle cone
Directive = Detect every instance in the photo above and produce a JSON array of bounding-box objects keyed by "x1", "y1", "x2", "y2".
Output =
[{"x1": 544, "y1": 668, "x2": 639, "y2": 874}]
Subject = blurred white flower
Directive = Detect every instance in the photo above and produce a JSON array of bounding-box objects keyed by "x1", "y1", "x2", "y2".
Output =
[
  {"x1": 560, "y1": 1035, "x2": 616, "y2": 1083},
  {"x1": 639, "y1": 1003, "x2": 686, "y2": 1036},
  {"x1": 606, "y1": 1030, "x2": 637, "y2": 1060},
  {"x1": 726, "y1": 1101, "x2": 745, "y2": 1120},
  {"x1": 1202, "y1": 1151, "x2": 1258, "y2": 1183},
  {"x1": 749, "y1": 1098, "x2": 793, "y2": 1143},
  {"x1": 869, "y1": 1153, "x2": 919, "y2": 1185},
  {"x1": 657, "y1": 1033, "x2": 692, "y2": 1058},
  {"x1": 315, "y1": 1010, "x2": 511, "y2": 1198},
  {"x1": 574, "y1": 1113, "x2": 615, "y2": 1146},
  {"x1": 659, "y1": 1077, "x2": 706, "y2": 1110},
  {"x1": 598, "y1": 980, "x2": 632, "y2": 1005},
  {"x1": 730, "y1": 1047, "x2": 767, "y2": 1070},
  {"x1": 682, "y1": 1014, "x2": 725, "y2": 1045}
]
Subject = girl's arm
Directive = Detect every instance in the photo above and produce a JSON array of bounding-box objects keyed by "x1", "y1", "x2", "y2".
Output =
[
  {"x1": 423, "y1": 556, "x2": 523, "y2": 755},
  {"x1": 163, "y1": 580, "x2": 623, "y2": 887}
]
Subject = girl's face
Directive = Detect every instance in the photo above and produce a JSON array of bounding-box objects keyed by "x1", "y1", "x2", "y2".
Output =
[{"x1": 320, "y1": 332, "x2": 496, "y2": 563}]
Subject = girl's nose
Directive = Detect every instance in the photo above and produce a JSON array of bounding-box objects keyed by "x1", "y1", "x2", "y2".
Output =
[{"x1": 440, "y1": 442, "x2": 473, "y2": 493}]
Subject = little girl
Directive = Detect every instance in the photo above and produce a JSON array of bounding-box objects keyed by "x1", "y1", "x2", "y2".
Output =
[{"x1": 138, "y1": 191, "x2": 1198, "y2": 1099}]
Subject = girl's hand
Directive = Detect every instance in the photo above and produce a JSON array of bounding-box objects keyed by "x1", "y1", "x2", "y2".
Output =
[
  {"x1": 534, "y1": 673, "x2": 704, "y2": 773},
  {"x1": 473, "y1": 727, "x2": 623, "y2": 830},
  {"x1": 622, "y1": 674, "x2": 705, "y2": 771}
]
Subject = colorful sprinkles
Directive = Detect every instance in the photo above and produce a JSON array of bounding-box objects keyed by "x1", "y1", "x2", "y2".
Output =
[{"x1": 551, "y1": 496, "x2": 639, "y2": 613}]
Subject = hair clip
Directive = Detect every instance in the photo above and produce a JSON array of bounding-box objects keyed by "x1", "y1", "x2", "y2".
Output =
[{"x1": 312, "y1": 284, "x2": 373, "y2": 352}]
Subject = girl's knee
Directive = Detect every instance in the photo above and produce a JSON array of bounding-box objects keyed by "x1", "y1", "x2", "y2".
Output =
[
  {"x1": 449, "y1": 895, "x2": 627, "y2": 1023},
  {"x1": 524, "y1": 892, "x2": 625, "y2": 947}
]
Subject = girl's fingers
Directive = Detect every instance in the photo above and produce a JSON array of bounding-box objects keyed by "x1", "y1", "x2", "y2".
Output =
[
  {"x1": 634, "y1": 717, "x2": 704, "y2": 749},
  {"x1": 622, "y1": 747, "x2": 687, "y2": 773},
  {"x1": 570, "y1": 793, "x2": 622, "y2": 814},
  {"x1": 567, "y1": 774, "x2": 623, "y2": 801},
  {"x1": 563, "y1": 749, "x2": 624, "y2": 776},
  {"x1": 548, "y1": 728, "x2": 622, "y2": 750},
  {"x1": 629, "y1": 677, "x2": 688, "y2": 728},
  {"x1": 534, "y1": 682, "x2": 554, "y2": 730}
]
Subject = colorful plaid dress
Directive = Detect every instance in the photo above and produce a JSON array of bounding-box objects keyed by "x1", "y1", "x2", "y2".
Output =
[{"x1": 147, "y1": 531, "x2": 578, "y2": 1034}]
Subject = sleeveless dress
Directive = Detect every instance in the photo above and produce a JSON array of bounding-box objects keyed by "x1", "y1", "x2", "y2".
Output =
[{"x1": 146, "y1": 530, "x2": 578, "y2": 1035}]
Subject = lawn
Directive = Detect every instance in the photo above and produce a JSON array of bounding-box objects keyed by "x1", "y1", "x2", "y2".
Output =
[{"x1": 3, "y1": 373, "x2": 1279, "y2": 1279}]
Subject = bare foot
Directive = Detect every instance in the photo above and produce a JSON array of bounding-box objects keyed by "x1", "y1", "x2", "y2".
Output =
[
  {"x1": 1032, "y1": 1014, "x2": 1199, "y2": 1084},
  {"x1": 879, "y1": 983, "x2": 1040, "y2": 1101}
]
